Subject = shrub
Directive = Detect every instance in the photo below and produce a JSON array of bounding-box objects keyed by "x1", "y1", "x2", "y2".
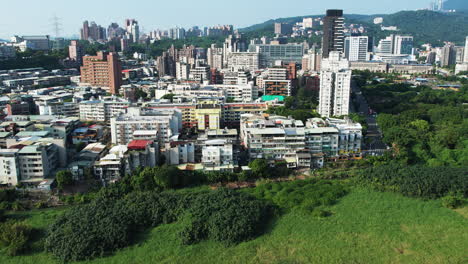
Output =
[
  {"x1": 45, "y1": 189, "x2": 272, "y2": 262},
  {"x1": 0, "y1": 221, "x2": 33, "y2": 256},
  {"x1": 442, "y1": 192, "x2": 465, "y2": 209},
  {"x1": 358, "y1": 164, "x2": 468, "y2": 199}
]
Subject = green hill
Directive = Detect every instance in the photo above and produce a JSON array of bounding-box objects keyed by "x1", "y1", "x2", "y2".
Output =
[
  {"x1": 240, "y1": 10, "x2": 468, "y2": 46},
  {"x1": 381, "y1": 10, "x2": 468, "y2": 45}
]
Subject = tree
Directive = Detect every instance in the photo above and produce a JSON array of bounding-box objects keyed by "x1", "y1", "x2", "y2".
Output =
[
  {"x1": 154, "y1": 166, "x2": 182, "y2": 189},
  {"x1": 55, "y1": 171, "x2": 73, "y2": 190},
  {"x1": 161, "y1": 93, "x2": 175, "y2": 102},
  {"x1": 248, "y1": 159, "x2": 269, "y2": 179},
  {"x1": 0, "y1": 221, "x2": 33, "y2": 256}
]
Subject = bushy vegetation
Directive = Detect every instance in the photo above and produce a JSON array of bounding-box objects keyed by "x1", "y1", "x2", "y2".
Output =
[
  {"x1": 266, "y1": 86, "x2": 320, "y2": 122},
  {"x1": 0, "y1": 221, "x2": 33, "y2": 256},
  {"x1": 250, "y1": 179, "x2": 348, "y2": 215},
  {"x1": 358, "y1": 163, "x2": 468, "y2": 199},
  {"x1": 45, "y1": 189, "x2": 273, "y2": 262}
]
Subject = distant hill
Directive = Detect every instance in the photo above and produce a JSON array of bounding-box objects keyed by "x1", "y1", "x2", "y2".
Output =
[
  {"x1": 445, "y1": 0, "x2": 468, "y2": 11},
  {"x1": 240, "y1": 10, "x2": 468, "y2": 46},
  {"x1": 381, "y1": 10, "x2": 468, "y2": 45}
]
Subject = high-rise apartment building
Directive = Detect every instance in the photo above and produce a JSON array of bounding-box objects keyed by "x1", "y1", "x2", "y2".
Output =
[
  {"x1": 440, "y1": 44, "x2": 457, "y2": 67},
  {"x1": 80, "y1": 51, "x2": 123, "y2": 95},
  {"x1": 125, "y1": 19, "x2": 140, "y2": 43},
  {"x1": 274, "y1": 23, "x2": 293, "y2": 35},
  {"x1": 344, "y1": 36, "x2": 369, "y2": 61},
  {"x1": 464, "y1": 36, "x2": 468, "y2": 63},
  {"x1": 80, "y1": 21, "x2": 106, "y2": 41},
  {"x1": 68, "y1": 40, "x2": 84, "y2": 66},
  {"x1": 322, "y1": 9, "x2": 345, "y2": 58},
  {"x1": 318, "y1": 52, "x2": 351, "y2": 117}
]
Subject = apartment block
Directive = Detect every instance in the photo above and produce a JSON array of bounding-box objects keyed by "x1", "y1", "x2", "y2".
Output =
[
  {"x1": 110, "y1": 107, "x2": 182, "y2": 145},
  {"x1": 80, "y1": 52, "x2": 122, "y2": 94}
]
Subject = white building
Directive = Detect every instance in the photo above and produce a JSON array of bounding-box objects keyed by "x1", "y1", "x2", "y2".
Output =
[
  {"x1": 226, "y1": 52, "x2": 260, "y2": 72},
  {"x1": 164, "y1": 141, "x2": 195, "y2": 165},
  {"x1": 344, "y1": 36, "x2": 369, "y2": 62},
  {"x1": 79, "y1": 98, "x2": 130, "y2": 122},
  {"x1": 110, "y1": 107, "x2": 182, "y2": 145},
  {"x1": 318, "y1": 52, "x2": 351, "y2": 117},
  {"x1": 303, "y1": 18, "x2": 314, "y2": 28},
  {"x1": 176, "y1": 62, "x2": 190, "y2": 80},
  {"x1": 202, "y1": 139, "x2": 234, "y2": 171},
  {"x1": 17, "y1": 143, "x2": 59, "y2": 183},
  {"x1": 0, "y1": 149, "x2": 20, "y2": 186}
]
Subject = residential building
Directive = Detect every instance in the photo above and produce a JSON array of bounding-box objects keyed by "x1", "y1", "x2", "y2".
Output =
[
  {"x1": 79, "y1": 98, "x2": 130, "y2": 122},
  {"x1": 94, "y1": 145, "x2": 128, "y2": 184},
  {"x1": 163, "y1": 141, "x2": 195, "y2": 165},
  {"x1": 322, "y1": 9, "x2": 345, "y2": 58},
  {"x1": 202, "y1": 139, "x2": 234, "y2": 171},
  {"x1": 318, "y1": 52, "x2": 351, "y2": 117},
  {"x1": 0, "y1": 149, "x2": 20, "y2": 186},
  {"x1": 226, "y1": 52, "x2": 260, "y2": 72},
  {"x1": 176, "y1": 62, "x2": 190, "y2": 80},
  {"x1": 440, "y1": 43, "x2": 457, "y2": 67},
  {"x1": 80, "y1": 51, "x2": 123, "y2": 94},
  {"x1": 464, "y1": 36, "x2": 468, "y2": 63},
  {"x1": 17, "y1": 143, "x2": 59, "y2": 183},
  {"x1": 68, "y1": 40, "x2": 84, "y2": 66},
  {"x1": 127, "y1": 140, "x2": 159, "y2": 171},
  {"x1": 274, "y1": 23, "x2": 293, "y2": 35},
  {"x1": 110, "y1": 107, "x2": 182, "y2": 145}
]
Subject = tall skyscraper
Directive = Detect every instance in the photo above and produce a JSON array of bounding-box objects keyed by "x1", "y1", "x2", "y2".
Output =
[
  {"x1": 322, "y1": 9, "x2": 345, "y2": 58},
  {"x1": 318, "y1": 51, "x2": 351, "y2": 117},
  {"x1": 274, "y1": 23, "x2": 293, "y2": 35},
  {"x1": 81, "y1": 21, "x2": 90, "y2": 40},
  {"x1": 68, "y1": 40, "x2": 84, "y2": 66},
  {"x1": 464, "y1": 36, "x2": 468, "y2": 63},
  {"x1": 125, "y1": 19, "x2": 140, "y2": 43},
  {"x1": 440, "y1": 44, "x2": 457, "y2": 67},
  {"x1": 80, "y1": 21, "x2": 106, "y2": 41},
  {"x1": 344, "y1": 36, "x2": 369, "y2": 61},
  {"x1": 81, "y1": 52, "x2": 122, "y2": 95}
]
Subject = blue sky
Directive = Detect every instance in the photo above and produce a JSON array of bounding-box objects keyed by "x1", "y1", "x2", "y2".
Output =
[{"x1": 0, "y1": 0, "x2": 430, "y2": 39}]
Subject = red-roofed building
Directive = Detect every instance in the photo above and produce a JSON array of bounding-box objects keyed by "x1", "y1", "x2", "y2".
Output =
[{"x1": 128, "y1": 140, "x2": 153, "y2": 151}]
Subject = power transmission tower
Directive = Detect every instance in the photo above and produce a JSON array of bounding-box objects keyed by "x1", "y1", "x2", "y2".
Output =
[{"x1": 51, "y1": 15, "x2": 62, "y2": 38}]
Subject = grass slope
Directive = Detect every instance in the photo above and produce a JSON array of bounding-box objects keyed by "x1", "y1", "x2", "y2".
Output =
[{"x1": 2, "y1": 187, "x2": 466, "y2": 264}]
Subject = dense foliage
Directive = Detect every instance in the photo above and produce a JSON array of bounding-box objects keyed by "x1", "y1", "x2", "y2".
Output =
[
  {"x1": 0, "y1": 49, "x2": 68, "y2": 70},
  {"x1": 45, "y1": 189, "x2": 273, "y2": 262},
  {"x1": 266, "y1": 86, "x2": 320, "y2": 122},
  {"x1": 0, "y1": 221, "x2": 33, "y2": 256},
  {"x1": 382, "y1": 10, "x2": 468, "y2": 46},
  {"x1": 250, "y1": 179, "x2": 348, "y2": 215},
  {"x1": 356, "y1": 72, "x2": 468, "y2": 166},
  {"x1": 358, "y1": 163, "x2": 468, "y2": 199}
]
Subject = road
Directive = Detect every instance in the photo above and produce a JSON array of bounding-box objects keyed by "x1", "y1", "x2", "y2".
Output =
[{"x1": 351, "y1": 80, "x2": 388, "y2": 154}]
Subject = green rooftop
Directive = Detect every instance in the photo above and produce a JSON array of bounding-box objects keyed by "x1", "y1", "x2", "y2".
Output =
[{"x1": 261, "y1": 95, "x2": 285, "y2": 102}]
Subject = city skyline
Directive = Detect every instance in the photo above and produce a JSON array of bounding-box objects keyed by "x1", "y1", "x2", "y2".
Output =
[{"x1": 0, "y1": 0, "x2": 430, "y2": 39}]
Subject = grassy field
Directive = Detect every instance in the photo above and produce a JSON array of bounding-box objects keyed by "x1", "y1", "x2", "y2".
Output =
[{"x1": 1, "y1": 187, "x2": 467, "y2": 264}]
